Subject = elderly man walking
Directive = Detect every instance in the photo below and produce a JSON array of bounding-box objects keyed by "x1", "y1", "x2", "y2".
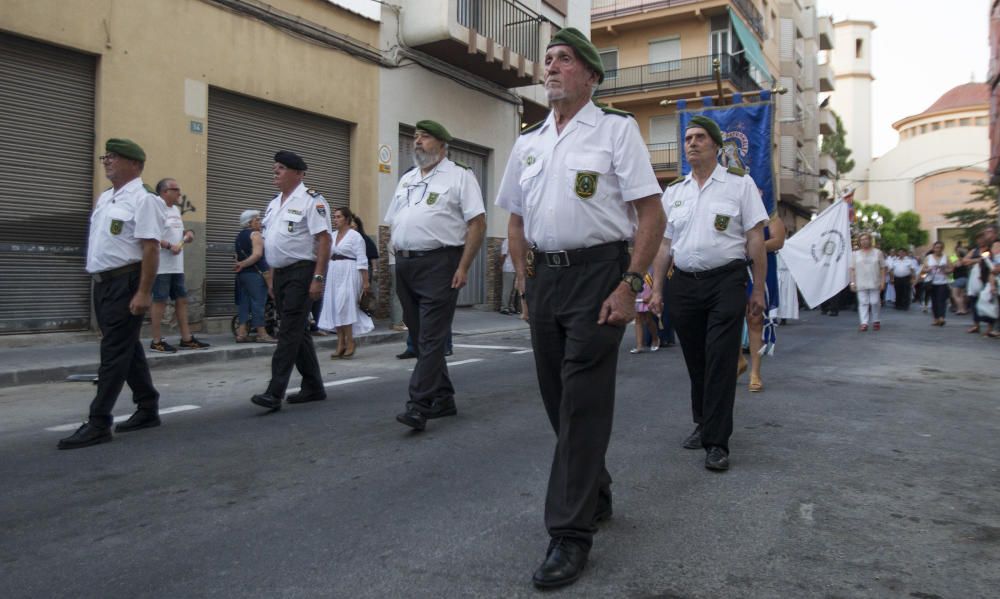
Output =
[
  {"x1": 496, "y1": 28, "x2": 665, "y2": 589},
  {"x1": 386, "y1": 120, "x2": 486, "y2": 432},
  {"x1": 59, "y1": 139, "x2": 165, "y2": 449}
]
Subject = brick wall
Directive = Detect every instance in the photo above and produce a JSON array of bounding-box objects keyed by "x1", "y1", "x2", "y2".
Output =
[
  {"x1": 484, "y1": 236, "x2": 504, "y2": 311},
  {"x1": 376, "y1": 224, "x2": 392, "y2": 319}
]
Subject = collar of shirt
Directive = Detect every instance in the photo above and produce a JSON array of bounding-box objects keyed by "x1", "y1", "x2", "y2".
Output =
[
  {"x1": 535, "y1": 100, "x2": 600, "y2": 141},
  {"x1": 106, "y1": 177, "x2": 144, "y2": 204},
  {"x1": 675, "y1": 163, "x2": 728, "y2": 190}
]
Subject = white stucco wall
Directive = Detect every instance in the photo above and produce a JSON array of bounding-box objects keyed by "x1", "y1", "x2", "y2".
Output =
[{"x1": 865, "y1": 125, "x2": 988, "y2": 214}]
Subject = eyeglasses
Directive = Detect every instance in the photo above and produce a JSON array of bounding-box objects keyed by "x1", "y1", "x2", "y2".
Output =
[
  {"x1": 164, "y1": 188, "x2": 182, "y2": 193},
  {"x1": 98, "y1": 153, "x2": 120, "y2": 162}
]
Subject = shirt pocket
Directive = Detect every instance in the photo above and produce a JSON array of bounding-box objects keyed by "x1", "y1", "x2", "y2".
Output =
[
  {"x1": 709, "y1": 200, "x2": 740, "y2": 234},
  {"x1": 107, "y1": 206, "x2": 133, "y2": 236},
  {"x1": 425, "y1": 184, "x2": 450, "y2": 210},
  {"x1": 518, "y1": 158, "x2": 544, "y2": 207},
  {"x1": 284, "y1": 212, "x2": 304, "y2": 233},
  {"x1": 566, "y1": 151, "x2": 611, "y2": 202}
]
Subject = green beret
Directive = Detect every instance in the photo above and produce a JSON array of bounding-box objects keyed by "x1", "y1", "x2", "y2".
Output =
[
  {"x1": 105, "y1": 138, "x2": 146, "y2": 162},
  {"x1": 686, "y1": 116, "x2": 724, "y2": 147},
  {"x1": 415, "y1": 120, "x2": 453, "y2": 142},
  {"x1": 547, "y1": 27, "x2": 604, "y2": 84}
]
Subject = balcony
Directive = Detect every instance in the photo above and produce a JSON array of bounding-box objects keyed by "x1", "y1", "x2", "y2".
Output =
[
  {"x1": 592, "y1": 0, "x2": 766, "y2": 41},
  {"x1": 595, "y1": 53, "x2": 763, "y2": 98},
  {"x1": 817, "y1": 62, "x2": 834, "y2": 92},
  {"x1": 817, "y1": 15, "x2": 834, "y2": 50},
  {"x1": 780, "y1": 171, "x2": 803, "y2": 199},
  {"x1": 402, "y1": 0, "x2": 545, "y2": 87},
  {"x1": 818, "y1": 106, "x2": 835, "y2": 135},
  {"x1": 648, "y1": 142, "x2": 679, "y2": 172},
  {"x1": 819, "y1": 153, "x2": 836, "y2": 176}
]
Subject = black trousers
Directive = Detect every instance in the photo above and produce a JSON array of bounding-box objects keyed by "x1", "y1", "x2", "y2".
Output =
[
  {"x1": 266, "y1": 261, "x2": 323, "y2": 398},
  {"x1": 526, "y1": 251, "x2": 628, "y2": 550},
  {"x1": 89, "y1": 269, "x2": 159, "y2": 427},
  {"x1": 930, "y1": 283, "x2": 950, "y2": 320},
  {"x1": 395, "y1": 247, "x2": 462, "y2": 411},
  {"x1": 893, "y1": 275, "x2": 912, "y2": 310},
  {"x1": 668, "y1": 265, "x2": 748, "y2": 452}
]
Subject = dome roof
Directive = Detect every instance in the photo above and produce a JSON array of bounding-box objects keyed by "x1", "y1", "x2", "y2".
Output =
[{"x1": 920, "y1": 82, "x2": 988, "y2": 115}]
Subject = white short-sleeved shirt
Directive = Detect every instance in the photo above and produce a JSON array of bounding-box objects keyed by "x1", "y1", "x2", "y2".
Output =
[
  {"x1": 660, "y1": 164, "x2": 769, "y2": 272},
  {"x1": 500, "y1": 238, "x2": 515, "y2": 273},
  {"x1": 495, "y1": 101, "x2": 661, "y2": 252},
  {"x1": 924, "y1": 254, "x2": 950, "y2": 285},
  {"x1": 261, "y1": 182, "x2": 332, "y2": 268},
  {"x1": 86, "y1": 177, "x2": 165, "y2": 273},
  {"x1": 157, "y1": 203, "x2": 185, "y2": 274},
  {"x1": 850, "y1": 248, "x2": 885, "y2": 290},
  {"x1": 384, "y1": 158, "x2": 485, "y2": 251},
  {"x1": 890, "y1": 255, "x2": 917, "y2": 278}
]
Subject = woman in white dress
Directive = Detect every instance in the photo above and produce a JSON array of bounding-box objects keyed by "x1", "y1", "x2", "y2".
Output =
[
  {"x1": 775, "y1": 252, "x2": 799, "y2": 321},
  {"x1": 319, "y1": 207, "x2": 373, "y2": 358}
]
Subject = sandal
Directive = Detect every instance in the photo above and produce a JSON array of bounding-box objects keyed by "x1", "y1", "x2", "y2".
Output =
[
  {"x1": 235, "y1": 335, "x2": 251, "y2": 343},
  {"x1": 986, "y1": 331, "x2": 1000, "y2": 339},
  {"x1": 256, "y1": 335, "x2": 278, "y2": 343},
  {"x1": 737, "y1": 355, "x2": 748, "y2": 377},
  {"x1": 629, "y1": 347, "x2": 647, "y2": 354},
  {"x1": 749, "y1": 376, "x2": 763, "y2": 393},
  {"x1": 967, "y1": 325, "x2": 981, "y2": 334}
]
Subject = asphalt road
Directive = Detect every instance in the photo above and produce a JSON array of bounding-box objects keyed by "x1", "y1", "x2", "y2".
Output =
[{"x1": 1, "y1": 308, "x2": 997, "y2": 598}]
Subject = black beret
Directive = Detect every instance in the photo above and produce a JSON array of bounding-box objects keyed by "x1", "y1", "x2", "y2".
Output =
[
  {"x1": 686, "y1": 115, "x2": 724, "y2": 147},
  {"x1": 106, "y1": 138, "x2": 146, "y2": 162},
  {"x1": 274, "y1": 150, "x2": 307, "y2": 171},
  {"x1": 547, "y1": 27, "x2": 604, "y2": 84},
  {"x1": 415, "y1": 120, "x2": 453, "y2": 142}
]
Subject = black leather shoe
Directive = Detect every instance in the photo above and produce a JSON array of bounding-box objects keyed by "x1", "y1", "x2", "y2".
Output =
[
  {"x1": 114, "y1": 410, "x2": 161, "y2": 433},
  {"x1": 251, "y1": 393, "x2": 282, "y2": 411},
  {"x1": 705, "y1": 446, "x2": 730, "y2": 471},
  {"x1": 396, "y1": 350, "x2": 417, "y2": 360},
  {"x1": 682, "y1": 425, "x2": 702, "y2": 449},
  {"x1": 532, "y1": 538, "x2": 589, "y2": 589},
  {"x1": 286, "y1": 391, "x2": 327, "y2": 404},
  {"x1": 58, "y1": 422, "x2": 112, "y2": 450},
  {"x1": 396, "y1": 408, "x2": 426, "y2": 431},
  {"x1": 445, "y1": 349, "x2": 453, "y2": 357},
  {"x1": 426, "y1": 398, "x2": 457, "y2": 419}
]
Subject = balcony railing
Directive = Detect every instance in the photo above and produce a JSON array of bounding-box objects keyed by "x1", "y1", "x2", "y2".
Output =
[
  {"x1": 648, "y1": 142, "x2": 679, "y2": 171},
  {"x1": 593, "y1": 0, "x2": 766, "y2": 41},
  {"x1": 595, "y1": 54, "x2": 762, "y2": 98},
  {"x1": 458, "y1": 0, "x2": 541, "y2": 63}
]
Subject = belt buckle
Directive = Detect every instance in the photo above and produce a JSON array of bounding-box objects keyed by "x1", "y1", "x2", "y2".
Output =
[{"x1": 543, "y1": 250, "x2": 570, "y2": 268}]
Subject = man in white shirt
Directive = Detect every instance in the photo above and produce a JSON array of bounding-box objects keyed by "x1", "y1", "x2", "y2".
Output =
[
  {"x1": 59, "y1": 138, "x2": 165, "y2": 449},
  {"x1": 889, "y1": 248, "x2": 917, "y2": 310},
  {"x1": 148, "y1": 178, "x2": 210, "y2": 352},
  {"x1": 386, "y1": 120, "x2": 486, "y2": 432}
]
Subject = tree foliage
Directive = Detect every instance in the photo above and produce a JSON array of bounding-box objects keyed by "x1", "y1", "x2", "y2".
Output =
[
  {"x1": 854, "y1": 203, "x2": 928, "y2": 250},
  {"x1": 943, "y1": 180, "x2": 999, "y2": 242},
  {"x1": 820, "y1": 111, "x2": 855, "y2": 178}
]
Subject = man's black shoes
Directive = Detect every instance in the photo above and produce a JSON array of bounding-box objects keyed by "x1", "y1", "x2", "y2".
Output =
[
  {"x1": 251, "y1": 392, "x2": 282, "y2": 411},
  {"x1": 286, "y1": 391, "x2": 327, "y2": 404},
  {"x1": 58, "y1": 422, "x2": 112, "y2": 450},
  {"x1": 114, "y1": 410, "x2": 161, "y2": 433},
  {"x1": 682, "y1": 425, "x2": 702, "y2": 449},
  {"x1": 396, "y1": 350, "x2": 417, "y2": 359},
  {"x1": 396, "y1": 407, "x2": 426, "y2": 431},
  {"x1": 427, "y1": 398, "x2": 457, "y2": 419},
  {"x1": 705, "y1": 446, "x2": 730, "y2": 471},
  {"x1": 532, "y1": 538, "x2": 589, "y2": 589}
]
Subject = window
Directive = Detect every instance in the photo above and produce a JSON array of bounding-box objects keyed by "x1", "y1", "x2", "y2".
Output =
[
  {"x1": 976, "y1": 116, "x2": 988, "y2": 126},
  {"x1": 599, "y1": 48, "x2": 618, "y2": 79},
  {"x1": 944, "y1": 120, "x2": 957, "y2": 128},
  {"x1": 855, "y1": 38, "x2": 863, "y2": 59},
  {"x1": 931, "y1": 122, "x2": 941, "y2": 131},
  {"x1": 649, "y1": 38, "x2": 681, "y2": 73},
  {"x1": 650, "y1": 115, "x2": 679, "y2": 145},
  {"x1": 959, "y1": 118, "x2": 971, "y2": 126},
  {"x1": 919, "y1": 124, "x2": 927, "y2": 134}
]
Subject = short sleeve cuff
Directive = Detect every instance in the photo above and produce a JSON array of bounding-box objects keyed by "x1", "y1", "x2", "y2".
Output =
[{"x1": 622, "y1": 183, "x2": 663, "y2": 203}]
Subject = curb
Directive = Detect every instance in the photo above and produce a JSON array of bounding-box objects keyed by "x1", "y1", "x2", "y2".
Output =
[{"x1": 1, "y1": 329, "x2": 408, "y2": 388}]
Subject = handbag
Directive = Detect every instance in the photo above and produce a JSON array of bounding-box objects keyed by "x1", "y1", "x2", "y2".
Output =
[
  {"x1": 967, "y1": 260, "x2": 986, "y2": 296},
  {"x1": 976, "y1": 284, "x2": 998, "y2": 320},
  {"x1": 358, "y1": 289, "x2": 376, "y2": 317}
]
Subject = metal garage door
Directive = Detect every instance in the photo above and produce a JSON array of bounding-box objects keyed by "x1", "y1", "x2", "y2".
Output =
[
  {"x1": 0, "y1": 33, "x2": 96, "y2": 333},
  {"x1": 397, "y1": 128, "x2": 489, "y2": 306},
  {"x1": 205, "y1": 89, "x2": 351, "y2": 316}
]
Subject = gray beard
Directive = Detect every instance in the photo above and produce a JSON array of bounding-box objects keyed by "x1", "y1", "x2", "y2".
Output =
[{"x1": 414, "y1": 149, "x2": 440, "y2": 170}]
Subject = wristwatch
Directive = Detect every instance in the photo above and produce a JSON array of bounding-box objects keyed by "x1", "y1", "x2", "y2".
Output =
[
  {"x1": 622, "y1": 271, "x2": 644, "y2": 293},
  {"x1": 312, "y1": 274, "x2": 325, "y2": 283}
]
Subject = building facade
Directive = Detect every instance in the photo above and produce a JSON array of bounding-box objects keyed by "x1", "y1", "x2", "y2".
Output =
[
  {"x1": 866, "y1": 83, "x2": 990, "y2": 250},
  {"x1": 828, "y1": 19, "x2": 875, "y2": 197},
  {"x1": 1, "y1": 0, "x2": 381, "y2": 334}
]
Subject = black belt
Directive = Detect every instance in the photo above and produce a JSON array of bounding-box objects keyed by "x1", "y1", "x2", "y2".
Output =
[
  {"x1": 674, "y1": 259, "x2": 747, "y2": 280},
  {"x1": 274, "y1": 259, "x2": 315, "y2": 273},
  {"x1": 92, "y1": 262, "x2": 141, "y2": 283},
  {"x1": 532, "y1": 240, "x2": 627, "y2": 268},
  {"x1": 330, "y1": 255, "x2": 354, "y2": 261},
  {"x1": 396, "y1": 246, "x2": 463, "y2": 259}
]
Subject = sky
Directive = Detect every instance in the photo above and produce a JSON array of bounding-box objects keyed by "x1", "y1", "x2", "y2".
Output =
[{"x1": 817, "y1": 0, "x2": 990, "y2": 157}]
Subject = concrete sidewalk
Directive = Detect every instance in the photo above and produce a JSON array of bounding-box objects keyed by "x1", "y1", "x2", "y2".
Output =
[{"x1": 0, "y1": 307, "x2": 529, "y2": 387}]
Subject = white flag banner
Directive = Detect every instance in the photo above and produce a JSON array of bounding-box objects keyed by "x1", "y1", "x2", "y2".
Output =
[{"x1": 778, "y1": 200, "x2": 851, "y2": 309}]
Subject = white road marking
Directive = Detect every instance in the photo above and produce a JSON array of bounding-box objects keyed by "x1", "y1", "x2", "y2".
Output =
[
  {"x1": 46, "y1": 405, "x2": 201, "y2": 432},
  {"x1": 511, "y1": 349, "x2": 534, "y2": 354},
  {"x1": 452, "y1": 344, "x2": 525, "y2": 351},
  {"x1": 408, "y1": 358, "x2": 483, "y2": 372},
  {"x1": 287, "y1": 376, "x2": 378, "y2": 394}
]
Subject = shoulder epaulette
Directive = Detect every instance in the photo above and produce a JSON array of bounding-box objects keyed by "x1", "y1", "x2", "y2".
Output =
[
  {"x1": 453, "y1": 160, "x2": 471, "y2": 170},
  {"x1": 402, "y1": 165, "x2": 416, "y2": 175},
  {"x1": 599, "y1": 105, "x2": 634, "y2": 119},
  {"x1": 143, "y1": 183, "x2": 156, "y2": 194},
  {"x1": 306, "y1": 188, "x2": 322, "y2": 197},
  {"x1": 727, "y1": 165, "x2": 747, "y2": 177},
  {"x1": 520, "y1": 120, "x2": 544, "y2": 135},
  {"x1": 667, "y1": 177, "x2": 685, "y2": 187}
]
